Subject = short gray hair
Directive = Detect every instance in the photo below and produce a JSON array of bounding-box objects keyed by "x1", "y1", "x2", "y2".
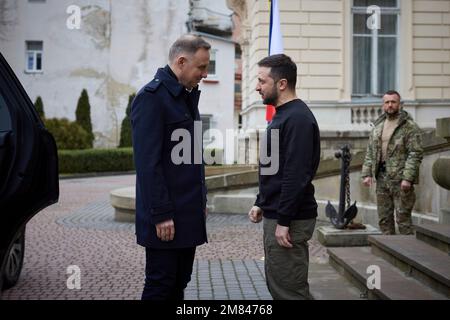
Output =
[{"x1": 169, "y1": 35, "x2": 211, "y2": 62}]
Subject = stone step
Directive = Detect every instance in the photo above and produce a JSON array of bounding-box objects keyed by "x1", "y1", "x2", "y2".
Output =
[
  {"x1": 210, "y1": 194, "x2": 255, "y2": 214},
  {"x1": 110, "y1": 186, "x2": 135, "y2": 222},
  {"x1": 328, "y1": 247, "x2": 447, "y2": 300},
  {"x1": 309, "y1": 262, "x2": 366, "y2": 300},
  {"x1": 317, "y1": 224, "x2": 382, "y2": 247},
  {"x1": 206, "y1": 170, "x2": 258, "y2": 192},
  {"x1": 369, "y1": 235, "x2": 450, "y2": 297},
  {"x1": 415, "y1": 224, "x2": 450, "y2": 254}
]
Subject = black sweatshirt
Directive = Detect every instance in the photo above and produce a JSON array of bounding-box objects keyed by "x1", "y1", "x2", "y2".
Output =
[{"x1": 255, "y1": 99, "x2": 320, "y2": 226}]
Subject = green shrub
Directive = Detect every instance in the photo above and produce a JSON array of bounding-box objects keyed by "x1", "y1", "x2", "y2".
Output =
[
  {"x1": 44, "y1": 118, "x2": 91, "y2": 150},
  {"x1": 58, "y1": 148, "x2": 134, "y2": 174},
  {"x1": 119, "y1": 93, "x2": 135, "y2": 148},
  {"x1": 34, "y1": 96, "x2": 45, "y2": 119},
  {"x1": 75, "y1": 89, "x2": 94, "y2": 147}
]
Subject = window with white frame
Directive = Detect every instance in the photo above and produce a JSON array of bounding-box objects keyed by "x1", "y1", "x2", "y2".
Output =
[
  {"x1": 207, "y1": 50, "x2": 217, "y2": 77},
  {"x1": 200, "y1": 114, "x2": 212, "y2": 141},
  {"x1": 352, "y1": 0, "x2": 399, "y2": 97},
  {"x1": 26, "y1": 41, "x2": 43, "y2": 73}
]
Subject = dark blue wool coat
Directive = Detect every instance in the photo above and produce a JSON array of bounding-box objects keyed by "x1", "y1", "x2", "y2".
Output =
[{"x1": 131, "y1": 66, "x2": 207, "y2": 249}]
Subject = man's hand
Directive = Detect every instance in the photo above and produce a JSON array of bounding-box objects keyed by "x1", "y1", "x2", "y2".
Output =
[
  {"x1": 275, "y1": 225, "x2": 293, "y2": 248},
  {"x1": 156, "y1": 219, "x2": 175, "y2": 242},
  {"x1": 362, "y1": 176, "x2": 373, "y2": 187},
  {"x1": 248, "y1": 206, "x2": 263, "y2": 223},
  {"x1": 401, "y1": 180, "x2": 412, "y2": 191}
]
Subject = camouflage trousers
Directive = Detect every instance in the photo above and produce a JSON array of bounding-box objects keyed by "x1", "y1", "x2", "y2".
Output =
[{"x1": 376, "y1": 172, "x2": 415, "y2": 235}]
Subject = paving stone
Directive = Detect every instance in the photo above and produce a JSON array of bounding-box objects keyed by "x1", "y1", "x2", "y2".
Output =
[{"x1": 2, "y1": 174, "x2": 337, "y2": 300}]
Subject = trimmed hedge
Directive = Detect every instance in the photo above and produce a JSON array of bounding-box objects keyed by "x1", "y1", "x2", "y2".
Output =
[
  {"x1": 58, "y1": 147, "x2": 227, "y2": 174},
  {"x1": 58, "y1": 148, "x2": 134, "y2": 174}
]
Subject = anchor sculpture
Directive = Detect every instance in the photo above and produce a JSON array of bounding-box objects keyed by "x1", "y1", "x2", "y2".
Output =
[{"x1": 325, "y1": 145, "x2": 359, "y2": 229}]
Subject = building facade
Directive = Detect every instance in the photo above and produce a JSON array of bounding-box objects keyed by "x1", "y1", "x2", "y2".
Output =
[
  {"x1": 0, "y1": 0, "x2": 237, "y2": 153},
  {"x1": 227, "y1": 0, "x2": 450, "y2": 163},
  {"x1": 193, "y1": 32, "x2": 237, "y2": 164}
]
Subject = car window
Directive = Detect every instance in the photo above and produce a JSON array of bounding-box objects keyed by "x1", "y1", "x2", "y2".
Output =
[{"x1": 0, "y1": 91, "x2": 12, "y2": 132}]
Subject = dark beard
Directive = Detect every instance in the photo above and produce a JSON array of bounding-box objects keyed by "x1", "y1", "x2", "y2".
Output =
[
  {"x1": 263, "y1": 97, "x2": 277, "y2": 105},
  {"x1": 385, "y1": 111, "x2": 400, "y2": 120},
  {"x1": 263, "y1": 87, "x2": 278, "y2": 106}
]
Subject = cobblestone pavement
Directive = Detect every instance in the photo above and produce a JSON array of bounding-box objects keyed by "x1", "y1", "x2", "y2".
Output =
[{"x1": 1, "y1": 174, "x2": 330, "y2": 300}]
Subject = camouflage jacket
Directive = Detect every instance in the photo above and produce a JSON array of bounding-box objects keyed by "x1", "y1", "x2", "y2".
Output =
[{"x1": 361, "y1": 110, "x2": 423, "y2": 184}]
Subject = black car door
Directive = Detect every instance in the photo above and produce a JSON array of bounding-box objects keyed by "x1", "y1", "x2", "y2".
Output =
[{"x1": 0, "y1": 52, "x2": 59, "y2": 289}]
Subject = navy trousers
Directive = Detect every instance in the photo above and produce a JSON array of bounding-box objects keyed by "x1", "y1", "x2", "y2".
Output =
[{"x1": 141, "y1": 247, "x2": 196, "y2": 300}]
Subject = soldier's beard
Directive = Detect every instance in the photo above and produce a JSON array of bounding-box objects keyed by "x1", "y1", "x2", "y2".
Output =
[{"x1": 385, "y1": 110, "x2": 400, "y2": 120}]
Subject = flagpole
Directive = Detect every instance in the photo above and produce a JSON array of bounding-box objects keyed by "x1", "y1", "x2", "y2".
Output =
[{"x1": 266, "y1": 0, "x2": 283, "y2": 123}]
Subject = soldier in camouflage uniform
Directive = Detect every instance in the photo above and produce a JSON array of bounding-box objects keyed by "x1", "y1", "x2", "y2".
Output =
[{"x1": 362, "y1": 90, "x2": 423, "y2": 235}]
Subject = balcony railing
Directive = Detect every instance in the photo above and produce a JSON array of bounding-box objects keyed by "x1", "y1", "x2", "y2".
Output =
[{"x1": 351, "y1": 105, "x2": 383, "y2": 124}]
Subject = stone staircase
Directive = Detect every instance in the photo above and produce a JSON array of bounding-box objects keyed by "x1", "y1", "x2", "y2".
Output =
[{"x1": 328, "y1": 224, "x2": 450, "y2": 300}]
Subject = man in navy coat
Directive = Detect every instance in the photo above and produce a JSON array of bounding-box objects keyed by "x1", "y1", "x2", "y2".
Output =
[{"x1": 131, "y1": 35, "x2": 211, "y2": 300}]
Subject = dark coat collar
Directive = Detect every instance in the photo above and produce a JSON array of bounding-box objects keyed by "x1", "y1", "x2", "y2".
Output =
[{"x1": 155, "y1": 65, "x2": 199, "y2": 97}]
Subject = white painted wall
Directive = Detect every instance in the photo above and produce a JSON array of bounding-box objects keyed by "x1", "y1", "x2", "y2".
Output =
[
  {"x1": 197, "y1": 34, "x2": 236, "y2": 164},
  {"x1": 1, "y1": 0, "x2": 223, "y2": 147},
  {"x1": 191, "y1": 0, "x2": 233, "y2": 31}
]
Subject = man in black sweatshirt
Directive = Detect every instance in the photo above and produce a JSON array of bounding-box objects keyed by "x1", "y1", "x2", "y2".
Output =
[{"x1": 248, "y1": 54, "x2": 320, "y2": 300}]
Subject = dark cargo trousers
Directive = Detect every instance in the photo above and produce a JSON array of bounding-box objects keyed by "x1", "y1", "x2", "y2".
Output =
[
  {"x1": 263, "y1": 218, "x2": 316, "y2": 300},
  {"x1": 376, "y1": 171, "x2": 415, "y2": 235}
]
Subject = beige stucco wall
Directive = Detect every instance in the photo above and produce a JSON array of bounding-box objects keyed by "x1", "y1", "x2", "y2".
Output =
[
  {"x1": 228, "y1": 0, "x2": 450, "y2": 131},
  {"x1": 0, "y1": 0, "x2": 236, "y2": 150},
  {"x1": 413, "y1": 0, "x2": 450, "y2": 100}
]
